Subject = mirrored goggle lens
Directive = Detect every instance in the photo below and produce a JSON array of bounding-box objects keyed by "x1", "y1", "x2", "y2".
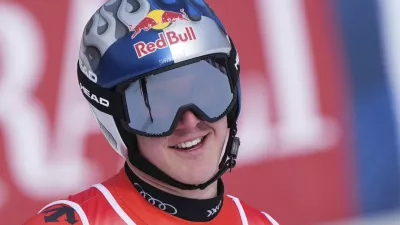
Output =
[{"x1": 123, "y1": 60, "x2": 234, "y2": 136}]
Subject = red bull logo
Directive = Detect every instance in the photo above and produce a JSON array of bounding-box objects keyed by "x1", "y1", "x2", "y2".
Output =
[
  {"x1": 129, "y1": 9, "x2": 196, "y2": 58},
  {"x1": 129, "y1": 8, "x2": 189, "y2": 39}
]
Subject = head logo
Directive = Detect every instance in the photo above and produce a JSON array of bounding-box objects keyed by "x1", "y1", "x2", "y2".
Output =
[
  {"x1": 128, "y1": 9, "x2": 196, "y2": 58},
  {"x1": 129, "y1": 9, "x2": 189, "y2": 39}
]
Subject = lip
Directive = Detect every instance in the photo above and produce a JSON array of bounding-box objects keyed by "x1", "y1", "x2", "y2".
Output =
[
  {"x1": 169, "y1": 134, "x2": 209, "y2": 157},
  {"x1": 168, "y1": 133, "x2": 209, "y2": 148}
]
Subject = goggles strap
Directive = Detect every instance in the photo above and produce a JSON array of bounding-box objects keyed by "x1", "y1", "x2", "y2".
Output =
[
  {"x1": 77, "y1": 63, "x2": 125, "y2": 120},
  {"x1": 197, "y1": 126, "x2": 240, "y2": 190}
]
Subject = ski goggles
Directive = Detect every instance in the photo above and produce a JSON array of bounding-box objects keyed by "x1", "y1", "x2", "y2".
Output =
[
  {"x1": 120, "y1": 58, "x2": 236, "y2": 136},
  {"x1": 77, "y1": 56, "x2": 238, "y2": 137}
]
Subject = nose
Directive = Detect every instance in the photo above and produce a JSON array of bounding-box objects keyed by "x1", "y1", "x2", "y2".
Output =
[{"x1": 175, "y1": 110, "x2": 201, "y2": 130}]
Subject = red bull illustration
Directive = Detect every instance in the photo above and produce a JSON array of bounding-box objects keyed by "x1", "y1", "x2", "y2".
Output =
[
  {"x1": 129, "y1": 8, "x2": 189, "y2": 39},
  {"x1": 129, "y1": 9, "x2": 196, "y2": 58},
  {"x1": 161, "y1": 8, "x2": 189, "y2": 23},
  {"x1": 128, "y1": 17, "x2": 158, "y2": 39}
]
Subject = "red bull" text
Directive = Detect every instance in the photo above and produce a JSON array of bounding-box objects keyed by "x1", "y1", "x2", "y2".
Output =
[{"x1": 134, "y1": 27, "x2": 196, "y2": 58}]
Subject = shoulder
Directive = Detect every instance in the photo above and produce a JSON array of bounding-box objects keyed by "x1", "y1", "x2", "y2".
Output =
[
  {"x1": 23, "y1": 186, "x2": 103, "y2": 225},
  {"x1": 226, "y1": 195, "x2": 279, "y2": 225},
  {"x1": 23, "y1": 202, "x2": 86, "y2": 225}
]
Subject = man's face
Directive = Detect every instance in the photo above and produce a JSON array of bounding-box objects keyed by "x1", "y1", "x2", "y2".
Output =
[{"x1": 136, "y1": 111, "x2": 228, "y2": 185}]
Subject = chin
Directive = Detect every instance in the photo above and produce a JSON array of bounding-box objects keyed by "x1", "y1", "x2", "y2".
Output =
[
  {"x1": 173, "y1": 169, "x2": 218, "y2": 185},
  {"x1": 167, "y1": 154, "x2": 221, "y2": 185}
]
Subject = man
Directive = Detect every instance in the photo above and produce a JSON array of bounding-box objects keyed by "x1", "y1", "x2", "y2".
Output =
[{"x1": 24, "y1": 0, "x2": 278, "y2": 224}]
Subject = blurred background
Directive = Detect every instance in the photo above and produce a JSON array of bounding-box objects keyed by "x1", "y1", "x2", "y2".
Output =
[{"x1": 1, "y1": 0, "x2": 400, "y2": 224}]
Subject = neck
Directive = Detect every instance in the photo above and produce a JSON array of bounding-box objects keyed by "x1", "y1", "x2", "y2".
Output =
[
  {"x1": 124, "y1": 162, "x2": 224, "y2": 222},
  {"x1": 127, "y1": 161, "x2": 218, "y2": 199}
]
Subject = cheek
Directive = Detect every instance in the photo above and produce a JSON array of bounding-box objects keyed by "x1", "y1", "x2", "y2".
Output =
[
  {"x1": 137, "y1": 136, "x2": 166, "y2": 157},
  {"x1": 215, "y1": 117, "x2": 229, "y2": 137}
]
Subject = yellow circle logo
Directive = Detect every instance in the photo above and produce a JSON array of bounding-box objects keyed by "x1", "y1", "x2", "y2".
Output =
[{"x1": 147, "y1": 10, "x2": 170, "y2": 30}]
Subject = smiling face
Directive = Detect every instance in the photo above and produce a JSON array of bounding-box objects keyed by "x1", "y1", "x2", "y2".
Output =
[{"x1": 136, "y1": 110, "x2": 229, "y2": 185}]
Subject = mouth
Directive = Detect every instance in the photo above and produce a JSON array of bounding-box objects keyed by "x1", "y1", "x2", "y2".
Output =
[{"x1": 169, "y1": 135, "x2": 208, "y2": 152}]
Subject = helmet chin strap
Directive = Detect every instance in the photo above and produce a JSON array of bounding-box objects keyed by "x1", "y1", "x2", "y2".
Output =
[{"x1": 123, "y1": 123, "x2": 240, "y2": 191}]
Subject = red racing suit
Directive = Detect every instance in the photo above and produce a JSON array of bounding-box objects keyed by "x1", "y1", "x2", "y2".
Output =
[{"x1": 24, "y1": 168, "x2": 279, "y2": 225}]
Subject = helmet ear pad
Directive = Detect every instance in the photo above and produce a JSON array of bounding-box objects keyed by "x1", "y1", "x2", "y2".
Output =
[
  {"x1": 225, "y1": 36, "x2": 241, "y2": 127},
  {"x1": 227, "y1": 98, "x2": 239, "y2": 128},
  {"x1": 114, "y1": 117, "x2": 140, "y2": 156}
]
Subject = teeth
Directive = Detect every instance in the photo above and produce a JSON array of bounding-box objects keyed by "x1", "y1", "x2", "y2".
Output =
[{"x1": 173, "y1": 137, "x2": 204, "y2": 149}]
